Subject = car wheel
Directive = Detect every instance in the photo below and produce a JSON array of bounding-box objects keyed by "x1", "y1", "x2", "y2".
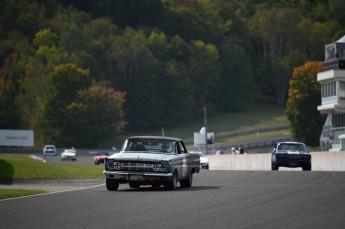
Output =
[
  {"x1": 206, "y1": 165, "x2": 209, "y2": 170},
  {"x1": 303, "y1": 164, "x2": 312, "y2": 171},
  {"x1": 94, "y1": 161, "x2": 99, "y2": 165},
  {"x1": 271, "y1": 162, "x2": 279, "y2": 170},
  {"x1": 165, "y1": 171, "x2": 177, "y2": 190},
  {"x1": 129, "y1": 183, "x2": 140, "y2": 189},
  {"x1": 180, "y1": 173, "x2": 193, "y2": 188},
  {"x1": 106, "y1": 178, "x2": 119, "y2": 191}
]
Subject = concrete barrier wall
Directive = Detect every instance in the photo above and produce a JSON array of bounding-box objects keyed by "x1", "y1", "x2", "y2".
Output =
[{"x1": 208, "y1": 151, "x2": 345, "y2": 171}]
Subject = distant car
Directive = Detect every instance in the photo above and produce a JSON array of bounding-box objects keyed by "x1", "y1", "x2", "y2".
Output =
[
  {"x1": 94, "y1": 152, "x2": 110, "y2": 165},
  {"x1": 43, "y1": 145, "x2": 57, "y2": 156},
  {"x1": 190, "y1": 151, "x2": 209, "y2": 169},
  {"x1": 271, "y1": 141, "x2": 311, "y2": 171},
  {"x1": 104, "y1": 136, "x2": 200, "y2": 191},
  {"x1": 61, "y1": 148, "x2": 77, "y2": 161}
]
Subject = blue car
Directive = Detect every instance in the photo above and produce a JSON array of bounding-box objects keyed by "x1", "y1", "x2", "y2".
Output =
[{"x1": 271, "y1": 141, "x2": 311, "y2": 171}]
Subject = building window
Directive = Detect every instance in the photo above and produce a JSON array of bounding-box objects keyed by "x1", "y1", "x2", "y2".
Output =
[
  {"x1": 321, "y1": 81, "x2": 337, "y2": 105},
  {"x1": 332, "y1": 114, "x2": 345, "y2": 128},
  {"x1": 340, "y1": 81, "x2": 345, "y2": 99},
  {"x1": 321, "y1": 81, "x2": 336, "y2": 98}
]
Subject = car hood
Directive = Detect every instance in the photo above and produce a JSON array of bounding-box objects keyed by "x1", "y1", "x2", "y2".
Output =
[
  {"x1": 62, "y1": 153, "x2": 76, "y2": 156},
  {"x1": 62, "y1": 151, "x2": 76, "y2": 156},
  {"x1": 108, "y1": 151, "x2": 175, "y2": 162}
]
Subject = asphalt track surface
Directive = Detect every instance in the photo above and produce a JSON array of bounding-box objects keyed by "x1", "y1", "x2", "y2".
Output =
[{"x1": 1, "y1": 169, "x2": 345, "y2": 229}]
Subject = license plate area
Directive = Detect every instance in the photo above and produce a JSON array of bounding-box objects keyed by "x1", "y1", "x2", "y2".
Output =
[
  {"x1": 130, "y1": 175, "x2": 144, "y2": 181},
  {"x1": 289, "y1": 160, "x2": 298, "y2": 165}
]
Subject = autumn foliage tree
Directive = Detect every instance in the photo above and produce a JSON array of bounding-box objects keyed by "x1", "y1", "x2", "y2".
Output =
[
  {"x1": 286, "y1": 61, "x2": 324, "y2": 147},
  {"x1": 42, "y1": 64, "x2": 126, "y2": 147}
]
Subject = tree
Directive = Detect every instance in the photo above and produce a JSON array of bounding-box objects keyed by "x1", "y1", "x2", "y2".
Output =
[
  {"x1": 42, "y1": 63, "x2": 92, "y2": 145},
  {"x1": 63, "y1": 83, "x2": 126, "y2": 148},
  {"x1": 188, "y1": 40, "x2": 221, "y2": 115},
  {"x1": 16, "y1": 58, "x2": 50, "y2": 145},
  {"x1": 248, "y1": 8, "x2": 303, "y2": 104},
  {"x1": 286, "y1": 61, "x2": 324, "y2": 146},
  {"x1": 216, "y1": 39, "x2": 255, "y2": 111},
  {"x1": 0, "y1": 76, "x2": 21, "y2": 129}
]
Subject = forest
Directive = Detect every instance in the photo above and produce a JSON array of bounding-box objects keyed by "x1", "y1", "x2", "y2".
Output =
[{"x1": 1, "y1": 0, "x2": 344, "y2": 147}]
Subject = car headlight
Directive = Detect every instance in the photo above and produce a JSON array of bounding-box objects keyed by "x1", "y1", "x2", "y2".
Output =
[
  {"x1": 106, "y1": 160, "x2": 120, "y2": 170},
  {"x1": 113, "y1": 161, "x2": 122, "y2": 170},
  {"x1": 153, "y1": 163, "x2": 167, "y2": 172}
]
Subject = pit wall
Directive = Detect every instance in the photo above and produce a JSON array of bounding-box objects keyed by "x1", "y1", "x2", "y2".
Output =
[{"x1": 207, "y1": 151, "x2": 345, "y2": 171}]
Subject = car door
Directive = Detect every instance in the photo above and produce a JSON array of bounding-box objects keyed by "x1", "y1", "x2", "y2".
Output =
[
  {"x1": 173, "y1": 141, "x2": 187, "y2": 180},
  {"x1": 177, "y1": 141, "x2": 200, "y2": 179}
]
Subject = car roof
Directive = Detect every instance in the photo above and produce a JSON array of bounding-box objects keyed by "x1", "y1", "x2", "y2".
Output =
[
  {"x1": 126, "y1": 136, "x2": 182, "y2": 141},
  {"x1": 277, "y1": 141, "x2": 305, "y2": 145}
]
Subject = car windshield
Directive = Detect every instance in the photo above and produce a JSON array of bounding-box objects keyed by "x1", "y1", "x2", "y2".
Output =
[
  {"x1": 121, "y1": 139, "x2": 176, "y2": 154},
  {"x1": 277, "y1": 143, "x2": 307, "y2": 151}
]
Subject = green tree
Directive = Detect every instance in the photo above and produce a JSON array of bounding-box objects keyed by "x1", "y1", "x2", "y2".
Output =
[
  {"x1": 248, "y1": 8, "x2": 303, "y2": 104},
  {"x1": 216, "y1": 40, "x2": 255, "y2": 111},
  {"x1": 113, "y1": 28, "x2": 165, "y2": 130},
  {"x1": 16, "y1": 58, "x2": 50, "y2": 145},
  {"x1": 188, "y1": 40, "x2": 221, "y2": 115},
  {"x1": 43, "y1": 63, "x2": 92, "y2": 145},
  {"x1": 0, "y1": 33, "x2": 34, "y2": 129},
  {"x1": 0, "y1": 77, "x2": 21, "y2": 129},
  {"x1": 64, "y1": 83, "x2": 126, "y2": 148},
  {"x1": 286, "y1": 61, "x2": 324, "y2": 146}
]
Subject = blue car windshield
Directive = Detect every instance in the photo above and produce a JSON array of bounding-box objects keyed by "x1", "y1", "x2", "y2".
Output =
[{"x1": 122, "y1": 139, "x2": 176, "y2": 154}]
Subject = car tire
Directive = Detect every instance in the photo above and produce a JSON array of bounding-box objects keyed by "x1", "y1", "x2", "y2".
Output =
[
  {"x1": 180, "y1": 173, "x2": 193, "y2": 188},
  {"x1": 303, "y1": 164, "x2": 312, "y2": 171},
  {"x1": 272, "y1": 162, "x2": 279, "y2": 170},
  {"x1": 106, "y1": 178, "x2": 119, "y2": 191},
  {"x1": 165, "y1": 171, "x2": 177, "y2": 190}
]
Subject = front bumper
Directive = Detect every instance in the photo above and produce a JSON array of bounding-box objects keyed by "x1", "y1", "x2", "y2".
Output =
[
  {"x1": 104, "y1": 170, "x2": 173, "y2": 184},
  {"x1": 62, "y1": 156, "x2": 76, "y2": 160},
  {"x1": 275, "y1": 158, "x2": 311, "y2": 168}
]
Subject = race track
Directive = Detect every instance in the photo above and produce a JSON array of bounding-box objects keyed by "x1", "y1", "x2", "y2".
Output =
[{"x1": 1, "y1": 170, "x2": 345, "y2": 229}]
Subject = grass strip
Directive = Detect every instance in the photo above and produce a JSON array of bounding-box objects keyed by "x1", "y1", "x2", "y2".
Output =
[
  {"x1": 0, "y1": 154, "x2": 104, "y2": 179},
  {"x1": 0, "y1": 189, "x2": 48, "y2": 199}
]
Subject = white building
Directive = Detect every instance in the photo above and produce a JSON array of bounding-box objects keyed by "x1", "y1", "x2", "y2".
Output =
[{"x1": 318, "y1": 35, "x2": 345, "y2": 151}]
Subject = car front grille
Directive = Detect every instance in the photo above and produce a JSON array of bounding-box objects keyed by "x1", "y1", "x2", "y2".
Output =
[
  {"x1": 107, "y1": 161, "x2": 157, "y2": 173},
  {"x1": 286, "y1": 154, "x2": 302, "y2": 159}
]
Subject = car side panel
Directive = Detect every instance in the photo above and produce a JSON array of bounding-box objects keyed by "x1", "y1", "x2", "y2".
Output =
[{"x1": 164, "y1": 151, "x2": 200, "y2": 181}]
